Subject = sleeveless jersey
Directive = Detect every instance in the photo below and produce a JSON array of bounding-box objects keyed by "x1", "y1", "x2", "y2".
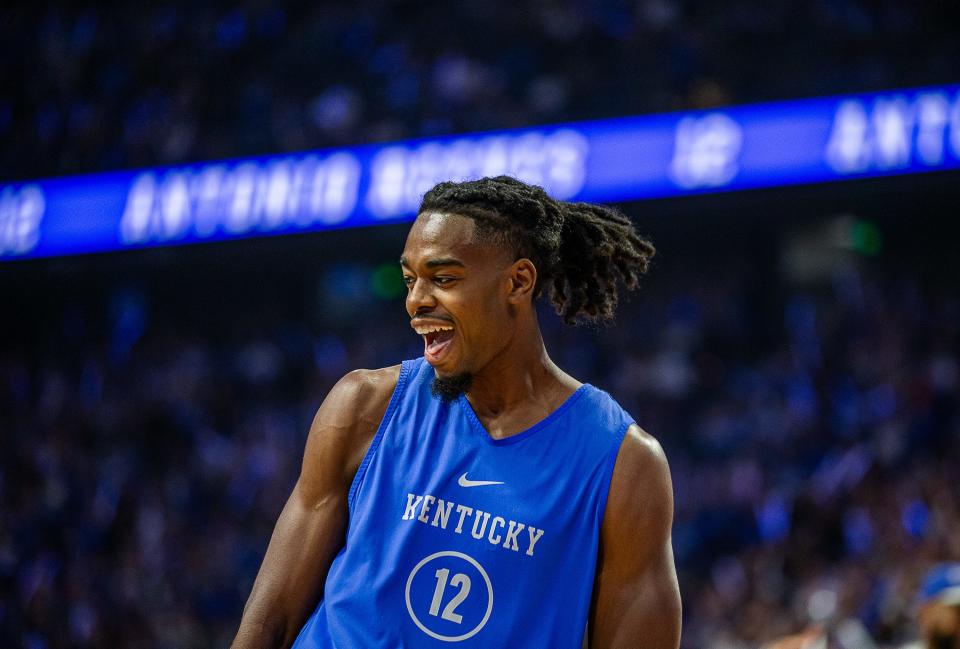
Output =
[{"x1": 292, "y1": 357, "x2": 634, "y2": 648}]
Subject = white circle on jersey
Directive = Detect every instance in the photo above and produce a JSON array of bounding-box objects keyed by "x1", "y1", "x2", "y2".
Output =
[{"x1": 404, "y1": 550, "x2": 494, "y2": 642}]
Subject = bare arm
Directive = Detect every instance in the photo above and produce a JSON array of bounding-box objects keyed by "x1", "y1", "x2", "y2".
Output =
[
  {"x1": 231, "y1": 366, "x2": 400, "y2": 649},
  {"x1": 589, "y1": 424, "x2": 682, "y2": 649}
]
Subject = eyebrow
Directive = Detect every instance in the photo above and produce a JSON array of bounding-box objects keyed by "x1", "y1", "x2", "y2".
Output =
[{"x1": 399, "y1": 256, "x2": 465, "y2": 269}]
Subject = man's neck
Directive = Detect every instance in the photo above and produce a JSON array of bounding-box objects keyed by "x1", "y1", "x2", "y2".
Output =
[{"x1": 463, "y1": 327, "x2": 581, "y2": 438}]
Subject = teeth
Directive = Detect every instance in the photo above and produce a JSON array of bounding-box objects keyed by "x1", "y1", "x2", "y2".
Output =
[{"x1": 413, "y1": 325, "x2": 454, "y2": 334}]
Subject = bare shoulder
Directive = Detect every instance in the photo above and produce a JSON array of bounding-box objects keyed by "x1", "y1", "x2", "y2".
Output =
[
  {"x1": 612, "y1": 424, "x2": 671, "y2": 492},
  {"x1": 319, "y1": 365, "x2": 402, "y2": 426},
  {"x1": 603, "y1": 424, "x2": 673, "y2": 549},
  {"x1": 299, "y1": 365, "x2": 402, "y2": 501}
]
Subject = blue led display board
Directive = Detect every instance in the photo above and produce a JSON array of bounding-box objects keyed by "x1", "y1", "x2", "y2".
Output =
[{"x1": 2, "y1": 85, "x2": 959, "y2": 261}]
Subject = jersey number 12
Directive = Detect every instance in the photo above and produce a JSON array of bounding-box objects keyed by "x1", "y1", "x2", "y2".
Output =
[{"x1": 429, "y1": 568, "x2": 471, "y2": 624}]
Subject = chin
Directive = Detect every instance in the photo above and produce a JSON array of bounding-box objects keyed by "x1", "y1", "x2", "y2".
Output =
[
  {"x1": 429, "y1": 361, "x2": 457, "y2": 376},
  {"x1": 425, "y1": 352, "x2": 464, "y2": 376}
]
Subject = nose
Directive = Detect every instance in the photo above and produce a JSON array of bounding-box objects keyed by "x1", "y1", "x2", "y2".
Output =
[{"x1": 405, "y1": 277, "x2": 437, "y2": 317}]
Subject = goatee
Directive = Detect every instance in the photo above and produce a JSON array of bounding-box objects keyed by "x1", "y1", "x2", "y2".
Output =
[{"x1": 431, "y1": 372, "x2": 472, "y2": 403}]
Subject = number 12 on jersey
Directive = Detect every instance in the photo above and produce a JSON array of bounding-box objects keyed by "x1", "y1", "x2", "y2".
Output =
[
  {"x1": 429, "y1": 569, "x2": 471, "y2": 623},
  {"x1": 405, "y1": 550, "x2": 494, "y2": 641}
]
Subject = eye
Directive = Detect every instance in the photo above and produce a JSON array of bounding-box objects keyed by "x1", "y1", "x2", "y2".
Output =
[
  {"x1": 434, "y1": 276, "x2": 457, "y2": 285},
  {"x1": 402, "y1": 275, "x2": 415, "y2": 287}
]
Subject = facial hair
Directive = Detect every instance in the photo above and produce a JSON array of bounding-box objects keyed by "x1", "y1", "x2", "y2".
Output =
[{"x1": 431, "y1": 372, "x2": 472, "y2": 403}]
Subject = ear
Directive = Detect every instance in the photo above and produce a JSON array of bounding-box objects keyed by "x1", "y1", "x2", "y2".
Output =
[{"x1": 506, "y1": 258, "x2": 538, "y2": 304}]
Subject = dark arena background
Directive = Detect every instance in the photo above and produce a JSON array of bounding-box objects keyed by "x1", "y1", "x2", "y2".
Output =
[{"x1": 2, "y1": 3, "x2": 959, "y2": 648}]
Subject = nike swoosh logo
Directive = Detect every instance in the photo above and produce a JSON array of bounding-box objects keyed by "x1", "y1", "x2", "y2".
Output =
[{"x1": 457, "y1": 472, "x2": 504, "y2": 488}]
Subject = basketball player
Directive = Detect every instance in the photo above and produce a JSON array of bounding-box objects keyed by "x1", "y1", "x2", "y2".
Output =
[{"x1": 231, "y1": 176, "x2": 681, "y2": 648}]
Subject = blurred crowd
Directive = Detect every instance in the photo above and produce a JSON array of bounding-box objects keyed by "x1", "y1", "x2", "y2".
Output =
[
  {"x1": 1, "y1": 239, "x2": 957, "y2": 648},
  {"x1": 3, "y1": 1, "x2": 960, "y2": 645},
  {"x1": 4, "y1": 0, "x2": 960, "y2": 181}
]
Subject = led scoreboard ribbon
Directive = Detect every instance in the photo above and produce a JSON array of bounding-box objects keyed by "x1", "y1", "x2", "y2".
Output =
[{"x1": 2, "y1": 85, "x2": 959, "y2": 260}]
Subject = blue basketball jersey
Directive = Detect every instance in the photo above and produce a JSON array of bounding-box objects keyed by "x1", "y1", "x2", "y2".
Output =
[{"x1": 292, "y1": 357, "x2": 634, "y2": 648}]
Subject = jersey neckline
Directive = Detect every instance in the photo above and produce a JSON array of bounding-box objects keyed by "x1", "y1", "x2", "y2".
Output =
[{"x1": 457, "y1": 383, "x2": 592, "y2": 446}]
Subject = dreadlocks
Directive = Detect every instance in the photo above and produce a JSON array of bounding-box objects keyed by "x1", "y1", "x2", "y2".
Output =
[{"x1": 418, "y1": 176, "x2": 655, "y2": 325}]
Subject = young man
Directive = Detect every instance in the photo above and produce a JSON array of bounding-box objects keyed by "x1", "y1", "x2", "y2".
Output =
[{"x1": 232, "y1": 176, "x2": 681, "y2": 648}]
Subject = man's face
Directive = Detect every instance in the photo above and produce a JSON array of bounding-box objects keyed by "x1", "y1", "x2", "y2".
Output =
[{"x1": 400, "y1": 212, "x2": 515, "y2": 382}]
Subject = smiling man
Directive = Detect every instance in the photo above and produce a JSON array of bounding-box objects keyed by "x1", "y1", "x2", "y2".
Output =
[{"x1": 232, "y1": 176, "x2": 681, "y2": 649}]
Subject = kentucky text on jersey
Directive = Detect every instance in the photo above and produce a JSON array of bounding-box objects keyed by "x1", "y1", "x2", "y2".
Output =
[{"x1": 401, "y1": 493, "x2": 545, "y2": 556}]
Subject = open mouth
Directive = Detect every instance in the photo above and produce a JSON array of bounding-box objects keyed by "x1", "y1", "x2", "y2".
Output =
[{"x1": 412, "y1": 322, "x2": 456, "y2": 363}]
